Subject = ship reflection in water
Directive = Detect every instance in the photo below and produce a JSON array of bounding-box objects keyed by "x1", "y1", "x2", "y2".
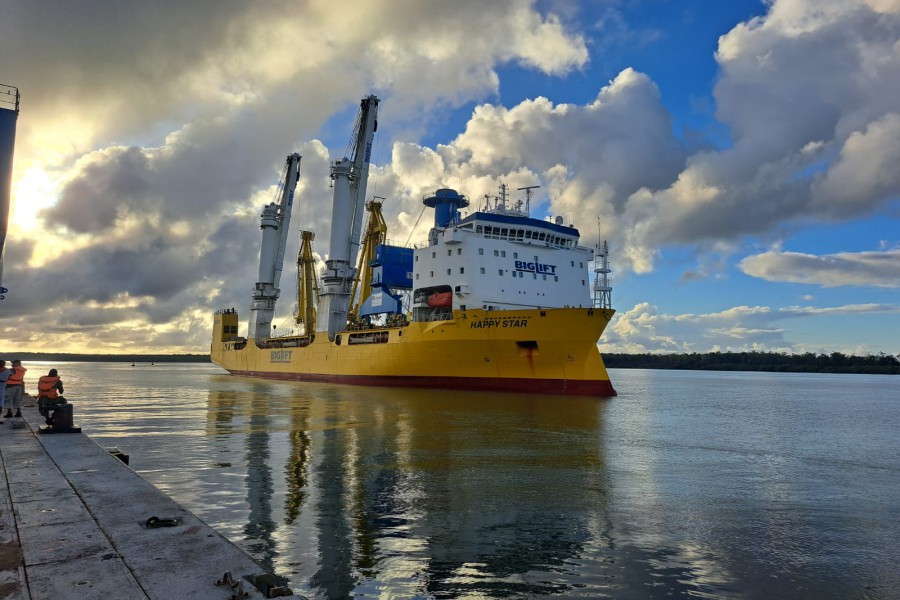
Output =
[{"x1": 203, "y1": 377, "x2": 697, "y2": 599}]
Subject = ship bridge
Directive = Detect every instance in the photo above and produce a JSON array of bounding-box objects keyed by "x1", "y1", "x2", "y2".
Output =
[
  {"x1": 452, "y1": 211, "x2": 581, "y2": 250},
  {"x1": 412, "y1": 187, "x2": 594, "y2": 320}
]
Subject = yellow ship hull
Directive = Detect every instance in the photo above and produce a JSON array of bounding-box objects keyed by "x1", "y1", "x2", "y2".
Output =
[{"x1": 211, "y1": 308, "x2": 616, "y2": 396}]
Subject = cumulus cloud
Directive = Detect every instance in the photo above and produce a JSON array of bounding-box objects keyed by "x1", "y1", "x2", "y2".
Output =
[
  {"x1": 0, "y1": 0, "x2": 593, "y2": 353},
  {"x1": 604, "y1": 301, "x2": 900, "y2": 354},
  {"x1": 380, "y1": 68, "x2": 686, "y2": 248},
  {"x1": 618, "y1": 0, "x2": 900, "y2": 271},
  {"x1": 740, "y1": 248, "x2": 900, "y2": 287},
  {"x1": 2, "y1": 0, "x2": 899, "y2": 355},
  {"x1": 811, "y1": 113, "x2": 900, "y2": 216}
]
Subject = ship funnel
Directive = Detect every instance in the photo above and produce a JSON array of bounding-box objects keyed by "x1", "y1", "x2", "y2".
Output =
[
  {"x1": 424, "y1": 188, "x2": 469, "y2": 228},
  {"x1": 0, "y1": 84, "x2": 20, "y2": 297}
]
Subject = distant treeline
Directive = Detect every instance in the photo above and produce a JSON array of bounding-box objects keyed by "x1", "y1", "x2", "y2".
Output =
[
  {"x1": 603, "y1": 351, "x2": 900, "y2": 374},
  {"x1": 0, "y1": 352, "x2": 211, "y2": 363},
  {"x1": 3, "y1": 351, "x2": 898, "y2": 374}
]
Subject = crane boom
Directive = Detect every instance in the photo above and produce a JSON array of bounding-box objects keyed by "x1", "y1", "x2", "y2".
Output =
[
  {"x1": 347, "y1": 199, "x2": 387, "y2": 324},
  {"x1": 296, "y1": 230, "x2": 319, "y2": 335},
  {"x1": 317, "y1": 95, "x2": 379, "y2": 340},
  {"x1": 248, "y1": 153, "x2": 302, "y2": 342}
]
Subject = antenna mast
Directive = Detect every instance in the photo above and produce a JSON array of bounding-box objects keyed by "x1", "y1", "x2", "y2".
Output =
[
  {"x1": 593, "y1": 229, "x2": 612, "y2": 309},
  {"x1": 517, "y1": 185, "x2": 540, "y2": 216}
]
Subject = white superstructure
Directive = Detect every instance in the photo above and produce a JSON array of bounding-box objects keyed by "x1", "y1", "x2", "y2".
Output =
[{"x1": 412, "y1": 186, "x2": 595, "y2": 321}]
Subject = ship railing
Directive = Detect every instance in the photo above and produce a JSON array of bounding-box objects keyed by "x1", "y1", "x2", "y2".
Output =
[
  {"x1": 257, "y1": 335, "x2": 314, "y2": 349},
  {"x1": 412, "y1": 233, "x2": 574, "y2": 251},
  {"x1": 0, "y1": 84, "x2": 19, "y2": 113},
  {"x1": 348, "y1": 330, "x2": 390, "y2": 345},
  {"x1": 412, "y1": 307, "x2": 453, "y2": 322},
  {"x1": 382, "y1": 237, "x2": 414, "y2": 249}
]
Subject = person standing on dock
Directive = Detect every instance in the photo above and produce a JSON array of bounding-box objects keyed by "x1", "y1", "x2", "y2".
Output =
[
  {"x1": 0, "y1": 360, "x2": 13, "y2": 424},
  {"x1": 4, "y1": 359, "x2": 26, "y2": 418}
]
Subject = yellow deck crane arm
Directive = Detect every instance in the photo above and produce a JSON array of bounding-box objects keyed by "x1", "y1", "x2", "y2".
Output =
[{"x1": 347, "y1": 200, "x2": 387, "y2": 325}]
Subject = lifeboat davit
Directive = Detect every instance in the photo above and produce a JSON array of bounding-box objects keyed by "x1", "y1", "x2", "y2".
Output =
[{"x1": 427, "y1": 291, "x2": 452, "y2": 307}]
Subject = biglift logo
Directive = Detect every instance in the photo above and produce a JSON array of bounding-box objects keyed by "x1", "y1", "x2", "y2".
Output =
[{"x1": 514, "y1": 260, "x2": 557, "y2": 275}]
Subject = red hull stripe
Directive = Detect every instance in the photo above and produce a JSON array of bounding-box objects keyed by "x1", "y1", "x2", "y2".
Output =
[{"x1": 226, "y1": 370, "x2": 617, "y2": 397}]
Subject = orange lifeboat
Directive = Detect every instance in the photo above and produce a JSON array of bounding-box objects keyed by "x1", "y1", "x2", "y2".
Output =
[{"x1": 427, "y1": 292, "x2": 452, "y2": 307}]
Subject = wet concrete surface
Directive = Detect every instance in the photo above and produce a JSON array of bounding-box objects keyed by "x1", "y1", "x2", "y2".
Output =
[{"x1": 0, "y1": 401, "x2": 297, "y2": 600}]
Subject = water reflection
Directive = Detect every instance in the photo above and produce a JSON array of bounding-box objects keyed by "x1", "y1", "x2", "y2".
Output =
[
  {"x1": 204, "y1": 380, "x2": 620, "y2": 598},
  {"x1": 46, "y1": 364, "x2": 898, "y2": 598}
]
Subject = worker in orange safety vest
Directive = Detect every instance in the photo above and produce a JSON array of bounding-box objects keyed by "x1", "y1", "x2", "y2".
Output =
[
  {"x1": 4, "y1": 359, "x2": 26, "y2": 418},
  {"x1": 37, "y1": 369, "x2": 64, "y2": 400}
]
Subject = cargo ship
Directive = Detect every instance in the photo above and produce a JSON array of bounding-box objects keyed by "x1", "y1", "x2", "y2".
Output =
[{"x1": 211, "y1": 96, "x2": 616, "y2": 395}]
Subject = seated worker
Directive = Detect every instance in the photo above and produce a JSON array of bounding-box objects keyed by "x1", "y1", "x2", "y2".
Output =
[{"x1": 37, "y1": 369, "x2": 66, "y2": 425}]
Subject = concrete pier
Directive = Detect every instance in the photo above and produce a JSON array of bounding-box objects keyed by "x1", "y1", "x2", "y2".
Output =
[{"x1": 0, "y1": 404, "x2": 299, "y2": 599}]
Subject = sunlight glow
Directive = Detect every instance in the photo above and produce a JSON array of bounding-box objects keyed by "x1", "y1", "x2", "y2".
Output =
[{"x1": 11, "y1": 166, "x2": 59, "y2": 233}]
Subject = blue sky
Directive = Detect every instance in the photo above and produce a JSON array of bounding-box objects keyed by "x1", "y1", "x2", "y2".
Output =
[{"x1": 1, "y1": 0, "x2": 898, "y2": 355}]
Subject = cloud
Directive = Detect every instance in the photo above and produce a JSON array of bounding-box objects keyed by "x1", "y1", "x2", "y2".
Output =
[
  {"x1": 740, "y1": 248, "x2": 900, "y2": 287},
  {"x1": 2, "y1": 0, "x2": 899, "y2": 355},
  {"x1": 381, "y1": 68, "x2": 686, "y2": 251},
  {"x1": 617, "y1": 0, "x2": 900, "y2": 271},
  {"x1": 811, "y1": 113, "x2": 900, "y2": 217},
  {"x1": 0, "y1": 0, "x2": 593, "y2": 353},
  {"x1": 603, "y1": 301, "x2": 900, "y2": 354}
]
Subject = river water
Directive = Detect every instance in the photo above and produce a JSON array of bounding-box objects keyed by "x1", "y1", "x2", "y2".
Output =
[{"x1": 24, "y1": 362, "x2": 900, "y2": 598}]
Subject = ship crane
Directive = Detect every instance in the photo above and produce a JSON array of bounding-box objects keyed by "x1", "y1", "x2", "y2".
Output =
[
  {"x1": 295, "y1": 230, "x2": 319, "y2": 336},
  {"x1": 318, "y1": 95, "x2": 379, "y2": 340},
  {"x1": 347, "y1": 198, "x2": 387, "y2": 325},
  {"x1": 248, "y1": 153, "x2": 302, "y2": 342}
]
